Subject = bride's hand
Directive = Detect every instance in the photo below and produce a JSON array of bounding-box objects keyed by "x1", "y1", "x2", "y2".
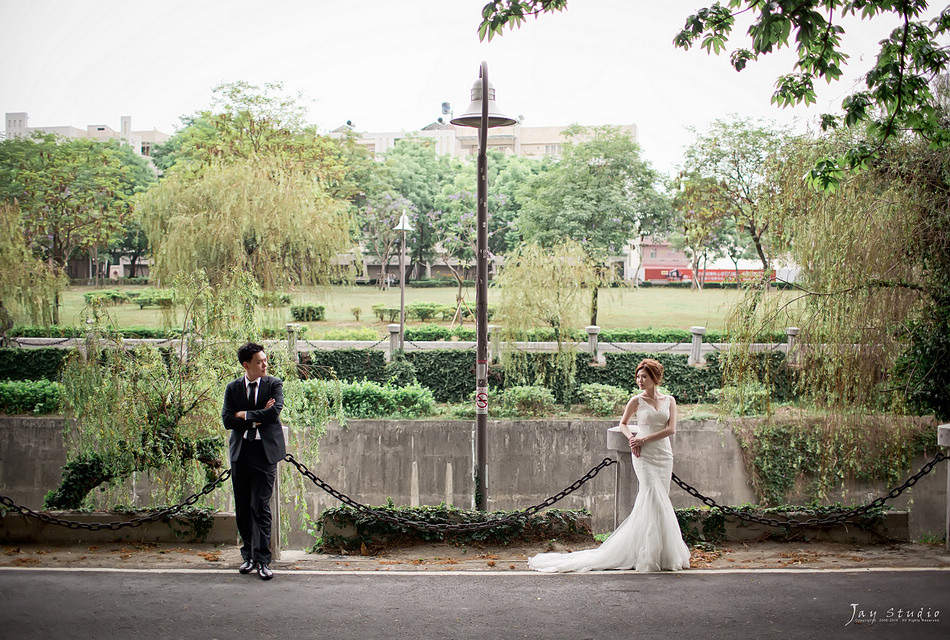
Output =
[{"x1": 632, "y1": 446, "x2": 641, "y2": 458}]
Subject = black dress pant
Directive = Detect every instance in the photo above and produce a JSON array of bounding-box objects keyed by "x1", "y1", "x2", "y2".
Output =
[{"x1": 231, "y1": 439, "x2": 277, "y2": 564}]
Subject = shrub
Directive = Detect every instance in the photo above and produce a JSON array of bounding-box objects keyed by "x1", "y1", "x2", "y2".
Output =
[
  {"x1": 319, "y1": 379, "x2": 435, "y2": 418},
  {"x1": 386, "y1": 353, "x2": 418, "y2": 386},
  {"x1": 306, "y1": 349, "x2": 388, "y2": 383},
  {"x1": 291, "y1": 304, "x2": 326, "y2": 321},
  {"x1": 370, "y1": 304, "x2": 400, "y2": 323},
  {"x1": 8, "y1": 325, "x2": 183, "y2": 339},
  {"x1": 259, "y1": 291, "x2": 292, "y2": 307},
  {"x1": 406, "y1": 301, "x2": 442, "y2": 322},
  {"x1": 0, "y1": 347, "x2": 71, "y2": 381},
  {"x1": 0, "y1": 379, "x2": 63, "y2": 414},
  {"x1": 351, "y1": 307, "x2": 362, "y2": 322},
  {"x1": 408, "y1": 278, "x2": 474, "y2": 288},
  {"x1": 405, "y1": 324, "x2": 452, "y2": 341},
  {"x1": 133, "y1": 288, "x2": 175, "y2": 309},
  {"x1": 709, "y1": 382, "x2": 772, "y2": 416},
  {"x1": 496, "y1": 385, "x2": 556, "y2": 417},
  {"x1": 578, "y1": 383, "x2": 630, "y2": 416},
  {"x1": 83, "y1": 289, "x2": 130, "y2": 306},
  {"x1": 314, "y1": 327, "x2": 379, "y2": 341},
  {"x1": 407, "y1": 349, "x2": 474, "y2": 402}
]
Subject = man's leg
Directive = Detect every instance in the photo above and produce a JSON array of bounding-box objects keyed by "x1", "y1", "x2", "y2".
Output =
[
  {"x1": 246, "y1": 443, "x2": 277, "y2": 565},
  {"x1": 230, "y1": 456, "x2": 254, "y2": 562}
]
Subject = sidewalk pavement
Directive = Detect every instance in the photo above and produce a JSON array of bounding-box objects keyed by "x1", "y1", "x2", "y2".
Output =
[{"x1": 2, "y1": 538, "x2": 949, "y2": 572}]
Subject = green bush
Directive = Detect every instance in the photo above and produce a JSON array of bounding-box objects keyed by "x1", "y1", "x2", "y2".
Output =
[
  {"x1": 321, "y1": 379, "x2": 435, "y2": 418},
  {"x1": 407, "y1": 278, "x2": 474, "y2": 288},
  {"x1": 0, "y1": 379, "x2": 63, "y2": 414},
  {"x1": 259, "y1": 291, "x2": 292, "y2": 307},
  {"x1": 133, "y1": 288, "x2": 175, "y2": 309},
  {"x1": 8, "y1": 325, "x2": 182, "y2": 339},
  {"x1": 405, "y1": 324, "x2": 452, "y2": 341},
  {"x1": 577, "y1": 382, "x2": 630, "y2": 416},
  {"x1": 313, "y1": 327, "x2": 380, "y2": 341},
  {"x1": 386, "y1": 353, "x2": 418, "y2": 386},
  {"x1": 496, "y1": 385, "x2": 556, "y2": 417},
  {"x1": 9, "y1": 325, "x2": 84, "y2": 338},
  {"x1": 0, "y1": 347, "x2": 71, "y2": 381},
  {"x1": 83, "y1": 289, "x2": 130, "y2": 305},
  {"x1": 406, "y1": 349, "x2": 474, "y2": 402},
  {"x1": 599, "y1": 328, "x2": 692, "y2": 343},
  {"x1": 291, "y1": 304, "x2": 326, "y2": 322},
  {"x1": 406, "y1": 301, "x2": 442, "y2": 322},
  {"x1": 370, "y1": 304, "x2": 400, "y2": 323},
  {"x1": 306, "y1": 349, "x2": 388, "y2": 383}
]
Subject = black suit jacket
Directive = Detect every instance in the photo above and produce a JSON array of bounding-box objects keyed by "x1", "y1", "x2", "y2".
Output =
[{"x1": 221, "y1": 375, "x2": 286, "y2": 465}]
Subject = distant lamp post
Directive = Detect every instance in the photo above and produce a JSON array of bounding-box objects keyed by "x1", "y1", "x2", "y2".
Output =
[
  {"x1": 394, "y1": 211, "x2": 413, "y2": 351},
  {"x1": 451, "y1": 61, "x2": 517, "y2": 511}
]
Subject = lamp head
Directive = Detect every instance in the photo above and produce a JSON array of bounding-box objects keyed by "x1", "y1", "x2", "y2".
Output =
[
  {"x1": 450, "y1": 77, "x2": 517, "y2": 129},
  {"x1": 394, "y1": 212, "x2": 413, "y2": 232}
]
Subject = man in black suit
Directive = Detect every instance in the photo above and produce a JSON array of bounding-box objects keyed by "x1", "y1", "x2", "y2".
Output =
[{"x1": 222, "y1": 342, "x2": 286, "y2": 580}]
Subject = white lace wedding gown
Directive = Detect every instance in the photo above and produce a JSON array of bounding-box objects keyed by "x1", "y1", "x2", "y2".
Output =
[{"x1": 528, "y1": 394, "x2": 691, "y2": 572}]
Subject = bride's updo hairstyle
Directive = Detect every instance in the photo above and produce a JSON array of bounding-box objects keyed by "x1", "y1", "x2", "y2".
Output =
[{"x1": 636, "y1": 358, "x2": 664, "y2": 385}]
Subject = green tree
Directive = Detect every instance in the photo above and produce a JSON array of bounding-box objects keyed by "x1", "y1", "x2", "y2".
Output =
[
  {"x1": 669, "y1": 174, "x2": 732, "y2": 290},
  {"x1": 516, "y1": 125, "x2": 668, "y2": 324},
  {"x1": 360, "y1": 192, "x2": 414, "y2": 289},
  {"x1": 139, "y1": 82, "x2": 364, "y2": 288},
  {"x1": 0, "y1": 134, "x2": 154, "y2": 321},
  {"x1": 381, "y1": 139, "x2": 459, "y2": 279},
  {"x1": 681, "y1": 116, "x2": 790, "y2": 271},
  {"x1": 139, "y1": 160, "x2": 354, "y2": 289},
  {"x1": 152, "y1": 81, "x2": 375, "y2": 202},
  {"x1": 0, "y1": 134, "x2": 154, "y2": 271},
  {"x1": 0, "y1": 203, "x2": 66, "y2": 326},
  {"x1": 478, "y1": 1, "x2": 950, "y2": 189}
]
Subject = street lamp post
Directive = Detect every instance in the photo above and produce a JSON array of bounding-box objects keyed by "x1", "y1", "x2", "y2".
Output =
[
  {"x1": 394, "y1": 211, "x2": 413, "y2": 352},
  {"x1": 451, "y1": 61, "x2": 517, "y2": 510}
]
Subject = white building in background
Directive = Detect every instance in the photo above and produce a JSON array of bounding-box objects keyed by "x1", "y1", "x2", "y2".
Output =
[
  {"x1": 329, "y1": 110, "x2": 638, "y2": 160},
  {"x1": 4, "y1": 112, "x2": 170, "y2": 157}
]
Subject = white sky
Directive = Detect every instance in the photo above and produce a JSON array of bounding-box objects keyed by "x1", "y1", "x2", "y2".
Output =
[{"x1": 2, "y1": 0, "x2": 945, "y2": 175}]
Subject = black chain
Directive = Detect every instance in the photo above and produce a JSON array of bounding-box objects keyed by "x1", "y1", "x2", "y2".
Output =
[
  {"x1": 283, "y1": 453, "x2": 617, "y2": 533},
  {"x1": 671, "y1": 450, "x2": 949, "y2": 529},
  {"x1": 4, "y1": 448, "x2": 945, "y2": 535},
  {"x1": 0, "y1": 469, "x2": 231, "y2": 531}
]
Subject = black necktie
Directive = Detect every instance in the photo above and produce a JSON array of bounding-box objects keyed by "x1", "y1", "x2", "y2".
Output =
[{"x1": 245, "y1": 381, "x2": 258, "y2": 440}]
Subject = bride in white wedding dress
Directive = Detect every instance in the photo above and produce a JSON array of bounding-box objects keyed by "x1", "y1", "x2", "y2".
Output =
[{"x1": 529, "y1": 358, "x2": 691, "y2": 573}]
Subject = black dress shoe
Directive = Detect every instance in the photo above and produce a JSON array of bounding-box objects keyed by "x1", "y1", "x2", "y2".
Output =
[
  {"x1": 256, "y1": 562, "x2": 274, "y2": 580},
  {"x1": 239, "y1": 559, "x2": 255, "y2": 574}
]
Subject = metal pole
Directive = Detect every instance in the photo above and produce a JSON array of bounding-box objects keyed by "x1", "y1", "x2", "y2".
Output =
[
  {"x1": 399, "y1": 227, "x2": 406, "y2": 352},
  {"x1": 474, "y1": 61, "x2": 490, "y2": 511}
]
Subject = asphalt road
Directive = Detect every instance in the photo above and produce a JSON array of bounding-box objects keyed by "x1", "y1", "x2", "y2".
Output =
[{"x1": 1, "y1": 568, "x2": 947, "y2": 639}]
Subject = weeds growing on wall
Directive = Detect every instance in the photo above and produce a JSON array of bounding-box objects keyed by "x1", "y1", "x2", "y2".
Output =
[{"x1": 731, "y1": 415, "x2": 939, "y2": 506}]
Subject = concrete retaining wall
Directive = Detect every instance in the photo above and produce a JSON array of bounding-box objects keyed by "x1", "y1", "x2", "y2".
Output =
[{"x1": 0, "y1": 416, "x2": 945, "y2": 549}]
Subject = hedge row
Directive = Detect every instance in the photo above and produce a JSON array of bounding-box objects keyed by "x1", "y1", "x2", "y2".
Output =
[
  {"x1": 9, "y1": 325, "x2": 184, "y2": 339},
  {"x1": 303, "y1": 348, "x2": 795, "y2": 405},
  {"x1": 0, "y1": 379, "x2": 63, "y2": 414},
  {"x1": 0, "y1": 348, "x2": 70, "y2": 381}
]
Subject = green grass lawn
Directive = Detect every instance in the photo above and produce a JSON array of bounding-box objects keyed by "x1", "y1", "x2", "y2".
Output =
[{"x1": 55, "y1": 284, "x2": 781, "y2": 335}]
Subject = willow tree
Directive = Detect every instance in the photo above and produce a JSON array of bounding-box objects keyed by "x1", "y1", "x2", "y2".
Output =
[
  {"x1": 140, "y1": 81, "x2": 369, "y2": 288},
  {"x1": 139, "y1": 159, "x2": 354, "y2": 288},
  {"x1": 494, "y1": 240, "x2": 596, "y2": 396},
  {"x1": 0, "y1": 203, "x2": 66, "y2": 327},
  {"x1": 717, "y1": 131, "x2": 948, "y2": 498}
]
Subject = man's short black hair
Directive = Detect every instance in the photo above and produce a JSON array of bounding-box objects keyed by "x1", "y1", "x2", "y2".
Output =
[{"x1": 237, "y1": 342, "x2": 265, "y2": 365}]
